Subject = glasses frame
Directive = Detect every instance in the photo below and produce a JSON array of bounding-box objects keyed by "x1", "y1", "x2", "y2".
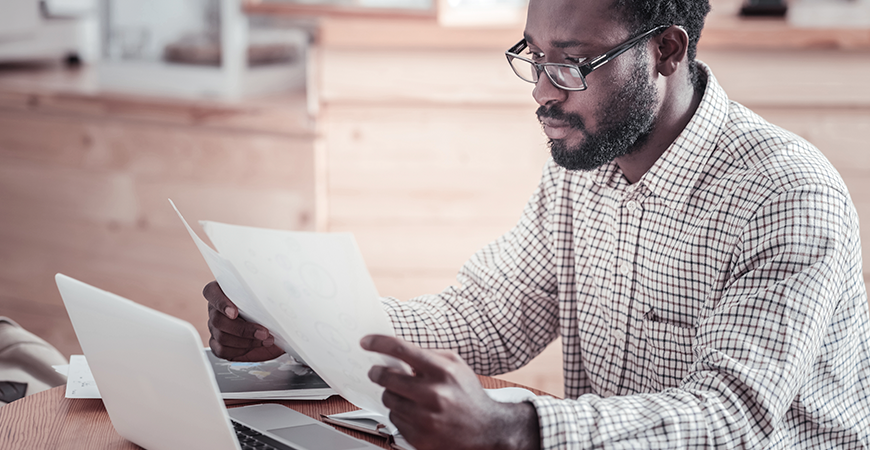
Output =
[{"x1": 505, "y1": 25, "x2": 670, "y2": 91}]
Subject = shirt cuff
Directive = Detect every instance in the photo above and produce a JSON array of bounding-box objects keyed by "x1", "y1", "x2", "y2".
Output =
[{"x1": 529, "y1": 395, "x2": 593, "y2": 449}]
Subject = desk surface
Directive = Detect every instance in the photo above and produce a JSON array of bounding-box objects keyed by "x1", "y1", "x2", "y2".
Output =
[{"x1": 0, "y1": 375, "x2": 546, "y2": 449}]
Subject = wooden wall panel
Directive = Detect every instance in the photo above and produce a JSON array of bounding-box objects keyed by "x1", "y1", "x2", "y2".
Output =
[
  {"x1": 0, "y1": 105, "x2": 316, "y2": 357},
  {"x1": 319, "y1": 49, "x2": 530, "y2": 105},
  {"x1": 699, "y1": 49, "x2": 870, "y2": 107},
  {"x1": 323, "y1": 104, "x2": 546, "y2": 226},
  {"x1": 321, "y1": 102, "x2": 549, "y2": 291}
]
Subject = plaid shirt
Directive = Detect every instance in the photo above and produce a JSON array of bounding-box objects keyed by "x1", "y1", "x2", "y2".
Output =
[{"x1": 382, "y1": 63, "x2": 870, "y2": 448}]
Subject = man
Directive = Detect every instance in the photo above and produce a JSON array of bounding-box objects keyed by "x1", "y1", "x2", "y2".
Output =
[{"x1": 204, "y1": 0, "x2": 870, "y2": 447}]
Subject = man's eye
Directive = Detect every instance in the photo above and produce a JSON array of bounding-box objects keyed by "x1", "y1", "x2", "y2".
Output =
[{"x1": 525, "y1": 51, "x2": 545, "y2": 62}]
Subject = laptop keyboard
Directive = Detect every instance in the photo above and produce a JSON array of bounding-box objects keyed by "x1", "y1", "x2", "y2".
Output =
[{"x1": 232, "y1": 419, "x2": 298, "y2": 450}]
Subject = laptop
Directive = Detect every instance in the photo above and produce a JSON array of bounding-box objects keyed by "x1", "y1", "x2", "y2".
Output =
[{"x1": 55, "y1": 273, "x2": 382, "y2": 450}]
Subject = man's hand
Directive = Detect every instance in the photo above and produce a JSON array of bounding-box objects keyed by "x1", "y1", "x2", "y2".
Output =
[
  {"x1": 361, "y1": 335, "x2": 541, "y2": 450},
  {"x1": 203, "y1": 281, "x2": 285, "y2": 362}
]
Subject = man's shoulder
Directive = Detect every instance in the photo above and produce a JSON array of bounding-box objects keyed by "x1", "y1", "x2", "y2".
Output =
[{"x1": 716, "y1": 101, "x2": 848, "y2": 197}]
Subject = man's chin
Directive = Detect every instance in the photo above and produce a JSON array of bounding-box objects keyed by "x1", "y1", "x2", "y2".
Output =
[{"x1": 549, "y1": 140, "x2": 605, "y2": 172}]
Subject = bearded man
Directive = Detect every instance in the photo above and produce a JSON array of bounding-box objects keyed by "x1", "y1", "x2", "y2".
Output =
[{"x1": 204, "y1": 0, "x2": 870, "y2": 447}]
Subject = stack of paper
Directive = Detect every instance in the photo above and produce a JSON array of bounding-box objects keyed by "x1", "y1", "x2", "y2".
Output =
[{"x1": 55, "y1": 351, "x2": 336, "y2": 400}]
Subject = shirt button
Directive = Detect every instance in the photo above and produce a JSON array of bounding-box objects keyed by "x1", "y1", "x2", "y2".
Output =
[
  {"x1": 584, "y1": 177, "x2": 594, "y2": 188},
  {"x1": 611, "y1": 329, "x2": 626, "y2": 345},
  {"x1": 619, "y1": 263, "x2": 632, "y2": 275},
  {"x1": 626, "y1": 200, "x2": 638, "y2": 211}
]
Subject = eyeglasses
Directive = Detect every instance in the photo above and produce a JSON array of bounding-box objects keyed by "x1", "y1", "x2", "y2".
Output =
[{"x1": 505, "y1": 25, "x2": 670, "y2": 91}]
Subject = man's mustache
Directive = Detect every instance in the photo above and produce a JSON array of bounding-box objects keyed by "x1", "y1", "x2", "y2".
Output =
[{"x1": 536, "y1": 105, "x2": 586, "y2": 131}]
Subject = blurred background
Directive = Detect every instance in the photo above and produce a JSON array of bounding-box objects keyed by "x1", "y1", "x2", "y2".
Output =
[{"x1": 0, "y1": 0, "x2": 868, "y2": 398}]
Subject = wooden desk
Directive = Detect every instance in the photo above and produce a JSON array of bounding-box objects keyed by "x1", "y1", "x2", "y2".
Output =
[{"x1": 0, "y1": 376, "x2": 547, "y2": 449}]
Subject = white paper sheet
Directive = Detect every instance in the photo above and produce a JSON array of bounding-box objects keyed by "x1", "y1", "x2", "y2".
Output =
[
  {"x1": 172, "y1": 200, "x2": 406, "y2": 417},
  {"x1": 64, "y1": 355, "x2": 101, "y2": 399},
  {"x1": 483, "y1": 386, "x2": 536, "y2": 403}
]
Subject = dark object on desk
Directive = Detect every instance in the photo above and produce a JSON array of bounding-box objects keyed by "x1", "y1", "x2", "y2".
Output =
[
  {"x1": 0, "y1": 381, "x2": 28, "y2": 403},
  {"x1": 0, "y1": 316, "x2": 67, "y2": 406},
  {"x1": 740, "y1": 0, "x2": 788, "y2": 17}
]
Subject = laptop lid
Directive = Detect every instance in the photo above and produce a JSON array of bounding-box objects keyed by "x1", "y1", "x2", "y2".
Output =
[
  {"x1": 56, "y1": 274, "x2": 383, "y2": 450},
  {"x1": 56, "y1": 273, "x2": 241, "y2": 450}
]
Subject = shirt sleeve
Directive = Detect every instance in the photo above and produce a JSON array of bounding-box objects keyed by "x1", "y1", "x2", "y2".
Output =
[
  {"x1": 529, "y1": 183, "x2": 868, "y2": 448},
  {"x1": 381, "y1": 160, "x2": 563, "y2": 376}
]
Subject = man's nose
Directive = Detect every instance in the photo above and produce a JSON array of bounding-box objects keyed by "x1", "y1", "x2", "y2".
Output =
[{"x1": 532, "y1": 71, "x2": 568, "y2": 106}]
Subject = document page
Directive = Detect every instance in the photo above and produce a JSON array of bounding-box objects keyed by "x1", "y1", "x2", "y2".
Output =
[{"x1": 172, "y1": 201, "x2": 405, "y2": 417}]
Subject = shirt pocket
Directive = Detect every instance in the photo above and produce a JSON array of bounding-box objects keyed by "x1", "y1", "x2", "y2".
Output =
[{"x1": 641, "y1": 316, "x2": 696, "y2": 392}]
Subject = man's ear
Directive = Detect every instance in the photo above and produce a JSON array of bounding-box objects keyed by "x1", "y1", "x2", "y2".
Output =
[{"x1": 654, "y1": 26, "x2": 689, "y2": 77}]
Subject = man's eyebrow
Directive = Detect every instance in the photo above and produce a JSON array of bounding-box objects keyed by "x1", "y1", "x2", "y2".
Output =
[
  {"x1": 522, "y1": 34, "x2": 591, "y2": 49},
  {"x1": 552, "y1": 39, "x2": 590, "y2": 49}
]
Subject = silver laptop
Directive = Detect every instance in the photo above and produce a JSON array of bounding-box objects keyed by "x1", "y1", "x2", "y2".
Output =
[{"x1": 55, "y1": 273, "x2": 381, "y2": 450}]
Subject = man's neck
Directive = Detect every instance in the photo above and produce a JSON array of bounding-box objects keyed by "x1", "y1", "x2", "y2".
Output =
[{"x1": 615, "y1": 73, "x2": 705, "y2": 184}]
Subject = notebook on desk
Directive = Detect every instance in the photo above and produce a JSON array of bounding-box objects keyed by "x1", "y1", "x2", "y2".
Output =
[{"x1": 55, "y1": 273, "x2": 381, "y2": 450}]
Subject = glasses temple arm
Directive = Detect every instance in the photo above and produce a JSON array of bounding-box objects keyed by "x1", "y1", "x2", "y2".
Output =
[{"x1": 586, "y1": 25, "x2": 669, "y2": 72}]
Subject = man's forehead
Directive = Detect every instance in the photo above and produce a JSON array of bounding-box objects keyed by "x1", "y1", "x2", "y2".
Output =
[{"x1": 525, "y1": 0, "x2": 626, "y2": 48}]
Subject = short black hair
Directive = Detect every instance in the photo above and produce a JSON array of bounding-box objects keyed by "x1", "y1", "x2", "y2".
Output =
[{"x1": 611, "y1": 0, "x2": 711, "y2": 88}]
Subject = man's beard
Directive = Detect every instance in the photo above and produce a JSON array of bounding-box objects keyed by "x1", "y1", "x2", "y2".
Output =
[{"x1": 537, "y1": 55, "x2": 659, "y2": 172}]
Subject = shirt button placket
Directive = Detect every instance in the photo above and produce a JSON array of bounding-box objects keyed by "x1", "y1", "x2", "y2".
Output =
[
  {"x1": 608, "y1": 327, "x2": 627, "y2": 396},
  {"x1": 627, "y1": 199, "x2": 643, "y2": 220}
]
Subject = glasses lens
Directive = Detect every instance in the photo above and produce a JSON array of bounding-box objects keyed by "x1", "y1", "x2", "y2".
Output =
[
  {"x1": 546, "y1": 65, "x2": 586, "y2": 90},
  {"x1": 509, "y1": 56, "x2": 538, "y2": 83}
]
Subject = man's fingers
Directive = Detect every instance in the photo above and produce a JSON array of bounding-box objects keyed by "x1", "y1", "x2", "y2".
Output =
[
  {"x1": 387, "y1": 411, "x2": 435, "y2": 450},
  {"x1": 236, "y1": 344, "x2": 286, "y2": 362},
  {"x1": 209, "y1": 322, "x2": 273, "y2": 349},
  {"x1": 369, "y1": 365, "x2": 441, "y2": 408},
  {"x1": 361, "y1": 335, "x2": 444, "y2": 377},
  {"x1": 203, "y1": 281, "x2": 238, "y2": 319},
  {"x1": 209, "y1": 337, "x2": 284, "y2": 362},
  {"x1": 210, "y1": 336, "x2": 252, "y2": 360},
  {"x1": 207, "y1": 304, "x2": 270, "y2": 340},
  {"x1": 207, "y1": 323, "x2": 271, "y2": 351},
  {"x1": 382, "y1": 388, "x2": 416, "y2": 414}
]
